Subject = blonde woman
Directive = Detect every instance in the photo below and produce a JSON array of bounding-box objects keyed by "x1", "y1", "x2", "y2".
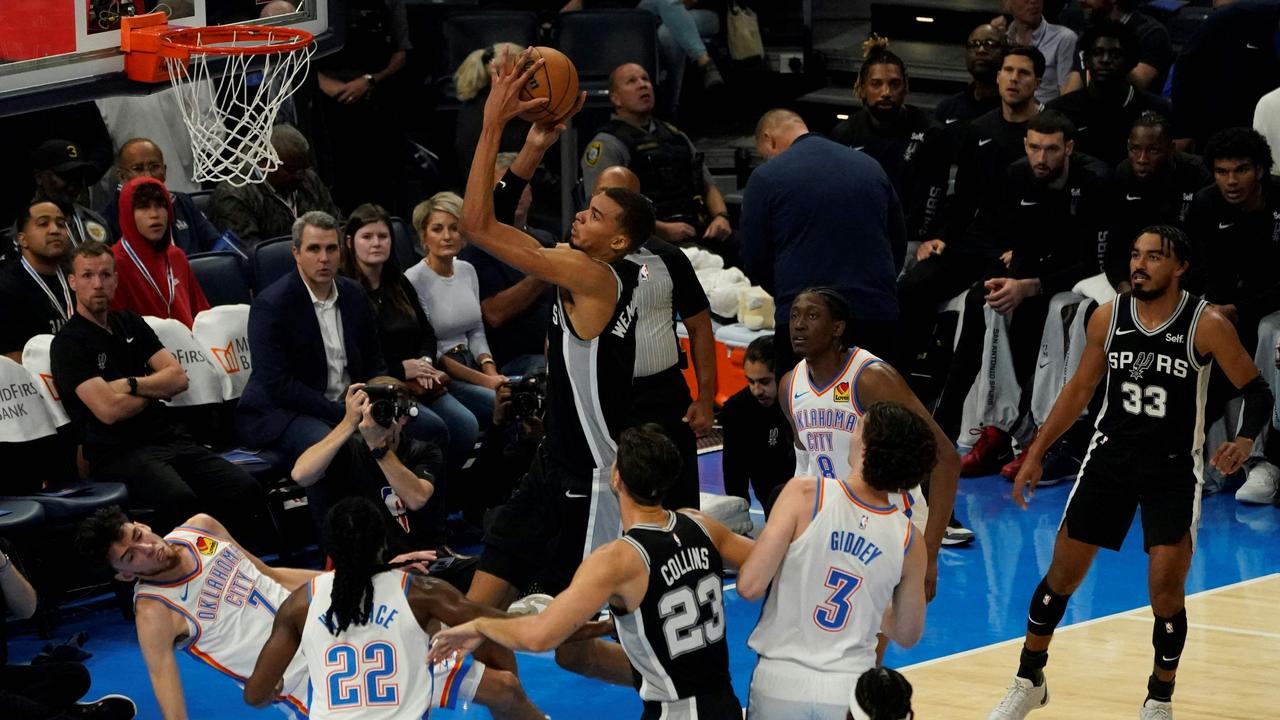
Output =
[
  {"x1": 454, "y1": 42, "x2": 531, "y2": 176},
  {"x1": 405, "y1": 191, "x2": 503, "y2": 429}
]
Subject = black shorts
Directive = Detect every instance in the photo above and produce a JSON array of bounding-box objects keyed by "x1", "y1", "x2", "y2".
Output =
[
  {"x1": 478, "y1": 446, "x2": 619, "y2": 595},
  {"x1": 1063, "y1": 444, "x2": 1201, "y2": 552}
]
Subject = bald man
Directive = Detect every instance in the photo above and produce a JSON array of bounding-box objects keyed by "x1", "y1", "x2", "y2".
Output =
[
  {"x1": 100, "y1": 138, "x2": 222, "y2": 254},
  {"x1": 591, "y1": 165, "x2": 716, "y2": 511},
  {"x1": 581, "y1": 63, "x2": 736, "y2": 264},
  {"x1": 742, "y1": 109, "x2": 906, "y2": 374}
]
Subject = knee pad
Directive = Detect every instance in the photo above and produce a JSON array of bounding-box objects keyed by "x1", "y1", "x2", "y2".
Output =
[
  {"x1": 1026, "y1": 578, "x2": 1071, "y2": 637},
  {"x1": 1152, "y1": 609, "x2": 1188, "y2": 672}
]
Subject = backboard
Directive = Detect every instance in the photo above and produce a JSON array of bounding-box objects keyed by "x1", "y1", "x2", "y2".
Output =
[{"x1": 0, "y1": 0, "x2": 337, "y2": 115}]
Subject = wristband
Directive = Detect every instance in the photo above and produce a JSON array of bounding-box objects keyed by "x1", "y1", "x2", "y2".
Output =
[
  {"x1": 480, "y1": 358, "x2": 496, "y2": 366},
  {"x1": 127, "y1": 377, "x2": 139, "y2": 396}
]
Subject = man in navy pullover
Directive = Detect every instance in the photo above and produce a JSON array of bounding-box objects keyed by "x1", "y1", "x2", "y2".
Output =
[{"x1": 741, "y1": 109, "x2": 906, "y2": 371}]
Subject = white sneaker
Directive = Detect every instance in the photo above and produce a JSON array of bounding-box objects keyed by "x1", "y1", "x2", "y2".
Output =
[
  {"x1": 1139, "y1": 698, "x2": 1173, "y2": 719},
  {"x1": 1236, "y1": 462, "x2": 1280, "y2": 504},
  {"x1": 988, "y1": 675, "x2": 1049, "y2": 719},
  {"x1": 506, "y1": 593, "x2": 553, "y2": 617}
]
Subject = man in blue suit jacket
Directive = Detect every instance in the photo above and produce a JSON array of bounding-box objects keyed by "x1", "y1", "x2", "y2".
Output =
[{"x1": 236, "y1": 211, "x2": 387, "y2": 462}]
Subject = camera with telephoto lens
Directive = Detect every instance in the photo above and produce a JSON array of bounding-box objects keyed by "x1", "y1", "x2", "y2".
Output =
[
  {"x1": 507, "y1": 372, "x2": 548, "y2": 423},
  {"x1": 364, "y1": 383, "x2": 419, "y2": 428}
]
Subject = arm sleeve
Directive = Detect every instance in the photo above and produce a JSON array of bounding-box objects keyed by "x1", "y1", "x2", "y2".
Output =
[
  {"x1": 50, "y1": 334, "x2": 100, "y2": 401},
  {"x1": 402, "y1": 437, "x2": 445, "y2": 485},
  {"x1": 580, "y1": 133, "x2": 628, "y2": 197},
  {"x1": 493, "y1": 173, "x2": 530, "y2": 227},
  {"x1": 739, "y1": 176, "x2": 775, "y2": 293},
  {"x1": 129, "y1": 312, "x2": 166, "y2": 361}
]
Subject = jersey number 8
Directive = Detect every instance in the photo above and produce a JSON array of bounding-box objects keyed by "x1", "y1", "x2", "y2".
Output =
[
  {"x1": 325, "y1": 641, "x2": 399, "y2": 709},
  {"x1": 658, "y1": 574, "x2": 725, "y2": 659}
]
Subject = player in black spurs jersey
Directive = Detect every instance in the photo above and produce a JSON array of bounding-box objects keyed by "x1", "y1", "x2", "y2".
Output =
[
  {"x1": 429, "y1": 425, "x2": 754, "y2": 720},
  {"x1": 989, "y1": 226, "x2": 1273, "y2": 720},
  {"x1": 459, "y1": 50, "x2": 657, "y2": 610}
]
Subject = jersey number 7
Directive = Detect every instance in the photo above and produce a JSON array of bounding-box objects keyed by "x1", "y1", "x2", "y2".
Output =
[{"x1": 814, "y1": 567, "x2": 863, "y2": 631}]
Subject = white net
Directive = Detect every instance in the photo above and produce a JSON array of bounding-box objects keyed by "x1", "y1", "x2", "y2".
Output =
[{"x1": 163, "y1": 27, "x2": 314, "y2": 186}]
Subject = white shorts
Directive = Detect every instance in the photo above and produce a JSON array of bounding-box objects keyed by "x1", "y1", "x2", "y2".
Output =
[
  {"x1": 431, "y1": 655, "x2": 486, "y2": 710},
  {"x1": 747, "y1": 657, "x2": 866, "y2": 720}
]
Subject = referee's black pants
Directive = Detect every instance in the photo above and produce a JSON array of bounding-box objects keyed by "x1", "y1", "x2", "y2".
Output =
[{"x1": 630, "y1": 365, "x2": 701, "y2": 511}]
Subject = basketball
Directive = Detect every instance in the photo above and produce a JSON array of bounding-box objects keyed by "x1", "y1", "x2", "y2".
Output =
[{"x1": 516, "y1": 46, "x2": 580, "y2": 124}]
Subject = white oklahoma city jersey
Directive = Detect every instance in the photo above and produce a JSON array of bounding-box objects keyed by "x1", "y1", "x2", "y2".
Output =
[
  {"x1": 302, "y1": 570, "x2": 432, "y2": 719},
  {"x1": 748, "y1": 476, "x2": 912, "y2": 676},
  {"x1": 133, "y1": 525, "x2": 308, "y2": 717},
  {"x1": 783, "y1": 350, "x2": 928, "y2": 528}
]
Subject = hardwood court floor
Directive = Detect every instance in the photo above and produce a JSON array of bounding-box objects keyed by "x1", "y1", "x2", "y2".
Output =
[{"x1": 902, "y1": 574, "x2": 1280, "y2": 719}]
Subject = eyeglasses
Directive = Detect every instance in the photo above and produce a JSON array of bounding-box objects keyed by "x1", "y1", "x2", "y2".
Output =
[
  {"x1": 1088, "y1": 47, "x2": 1126, "y2": 59},
  {"x1": 122, "y1": 161, "x2": 166, "y2": 174},
  {"x1": 966, "y1": 39, "x2": 1003, "y2": 50}
]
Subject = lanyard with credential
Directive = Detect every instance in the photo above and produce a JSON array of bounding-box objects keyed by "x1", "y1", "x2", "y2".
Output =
[
  {"x1": 121, "y1": 239, "x2": 176, "y2": 312},
  {"x1": 20, "y1": 258, "x2": 73, "y2": 319}
]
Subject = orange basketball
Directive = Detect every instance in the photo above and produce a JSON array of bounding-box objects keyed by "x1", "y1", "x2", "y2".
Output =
[{"x1": 516, "y1": 46, "x2": 580, "y2": 124}]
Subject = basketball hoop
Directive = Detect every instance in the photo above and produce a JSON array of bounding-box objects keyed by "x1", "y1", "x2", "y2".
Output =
[{"x1": 122, "y1": 13, "x2": 315, "y2": 187}]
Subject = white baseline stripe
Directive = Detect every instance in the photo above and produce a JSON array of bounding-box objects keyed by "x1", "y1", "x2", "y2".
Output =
[
  {"x1": 898, "y1": 573, "x2": 1280, "y2": 672},
  {"x1": 1116, "y1": 614, "x2": 1280, "y2": 640}
]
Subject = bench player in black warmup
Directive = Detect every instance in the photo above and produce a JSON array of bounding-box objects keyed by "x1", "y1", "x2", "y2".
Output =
[
  {"x1": 989, "y1": 226, "x2": 1273, "y2": 720},
  {"x1": 460, "y1": 49, "x2": 656, "y2": 608},
  {"x1": 429, "y1": 425, "x2": 754, "y2": 719}
]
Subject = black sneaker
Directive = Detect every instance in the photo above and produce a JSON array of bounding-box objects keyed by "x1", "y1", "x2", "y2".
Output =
[
  {"x1": 69, "y1": 695, "x2": 137, "y2": 719},
  {"x1": 942, "y1": 516, "x2": 975, "y2": 546},
  {"x1": 1037, "y1": 438, "x2": 1082, "y2": 487}
]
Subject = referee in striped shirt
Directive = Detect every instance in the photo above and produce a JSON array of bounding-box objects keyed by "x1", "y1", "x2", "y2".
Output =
[{"x1": 594, "y1": 165, "x2": 717, "y2": 510}]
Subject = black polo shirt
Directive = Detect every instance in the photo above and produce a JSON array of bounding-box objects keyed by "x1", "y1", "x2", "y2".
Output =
[
  {"x1": 934, "y1": 85, "x2": 1002, "y2": 159},
  {"x1": 1047, "y1": 84, "x2": 1173, "y2": 165},
  {"x1": 719, "y1": 387, "x2": 795, "y2": 515},
  {"x1": 0, "y1": 260, "x2": 72, "y2": 356},
  {"x1": 323, "y1": 434, "x2": 444, "y2": 551},
  {"x1": 50, "y1": 311, "x2": 177, "y2": 462}
]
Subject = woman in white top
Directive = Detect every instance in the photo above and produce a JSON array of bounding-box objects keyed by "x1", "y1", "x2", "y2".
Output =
[{"x1": 405, "y1": 192, "x2": 504, "y2": 428}]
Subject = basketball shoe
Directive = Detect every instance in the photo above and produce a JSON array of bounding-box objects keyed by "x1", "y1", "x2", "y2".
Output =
[
  {"x1": 1139, "y1": 698, "x2": 1173, "y2": 719},
  {"x1": 962, "y1": 426, "x2": 1012, "y2": 477},
  {"x1": 70, "y1": 694, "x2": 137, "y2": 719},
  {"x1": 988, "y1": 676, "x2": 1048, "y2": 719},
  {"x1": 1235, "y1": 461, "x2": 1279, "y2": 504}
]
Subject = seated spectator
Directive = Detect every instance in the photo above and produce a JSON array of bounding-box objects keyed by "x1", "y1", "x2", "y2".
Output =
[
  {"x1": 0, "y1": 198, "x2": 73, "y2": 361},
  {"x1": 1060, "y1": 0, "x2": 1173, "y2": 94},
  {"x1": 405, "y1": 192, "x2": 503, "y2": 427},
  {"x1": 52, "y1": 241, "x2": 272, "y2": 544},
  {"x1": 934, "y1": 111, "x2": 1111, "y2": 476},
  {"x1": 462, "y1": 151, "x2": 556, "y2": 376},
  {"x1": 99, "y1": 139, "x2": 222, "y2": 255},
  {"x1": 235, "y1": 211, "x2": 387, "y2": 462},
  {"x1": 1047, "y1": 20, "x2": 1172, "y2": 165},
  {"x1": 898, "y1": 47, "x2": 1044, "y2": 377},
  {"x1": 338, "y1": 203, "x2": 482, "y2": 490},
  {"x1": 208, "y1": 124, "x2": 340, "y2": 247},
  {"x1": 0, "y1": 539, "x2": 137, "y2": 719},
  {"x1": 453, "y1": 43, "x2": 532, "y2": 179},
  {"x1": 1106, "y1": 112, "x2": 1210, "y2": 288},
  {"x1": 111, "y1": 177, "x2": 210, "y2": 328},
  {"x1": 581, "y1": 63, "x2": 736, "y2": 264},
  {"x1": 31, "y1": 139, "x2": 111, "y2": 246},
  {"x1": 935, "y1": 24, "x2": 1006, "y2": 152},
  {"x1": 996, "y1": 0, "x2": 1077, "y2": 103},
  {"x1": 719, "y1": 335, "x2": 794, "y2": 517},
  {"x1": 832, "y1": 40, "x2": 951, "y2": 252},
  {"x1": 290, "y1": 379, "x2": 447, "y2": 550}
]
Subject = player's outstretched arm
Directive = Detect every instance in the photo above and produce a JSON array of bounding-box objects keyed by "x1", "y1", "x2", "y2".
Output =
[
  {"x1": 1013, "y1": 303, "x2": 1114, "y2": 508},
  {"x1": 887, "y1": 526, "x2": 928, "y2": 648},
  {"x1": 429, "y1": 541, "x2": 640, "y2": 661},
  {"x1": 679, "y1": 509, "x2": 755, "y2": 570},
  {"x1": 736, "y1": 477, "x2": 811, "y2": 600},
  {"x1": 180, "y1": 514, "x2": 319, "y2": 591},
  {"x1": 244, "y1": 586, "x2": 309, "y2": 708},
  {"x1": 1196, "y1": 307, "x2": 1271, "y2": 474},
  {"x1": 135, "y1": 600, "x2": 191, "y2": 720}
]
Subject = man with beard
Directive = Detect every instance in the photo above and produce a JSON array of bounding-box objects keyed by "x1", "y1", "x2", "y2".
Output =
[
  {"x1": 932, "y1": 110, "x2": 1112, "y2": 476},
  {"x1": 0, "y1": 198, "x2": 74, "y2": 361},
  {"x1": 935, "y1": 25, "x2": 1006, "y2": 151},
  {"x1": 1105, "y1": 112, "x2": 1210, "y2": 289},
  {"x1": 30, "y1": 139, "x2": 110, "y2": 247},
  {"x1": 831, "y1": 41, "x2": 951, "y2": 250},
  {"x1": 1060, "y1": 0, "x2": 1173, "y2": 94},
  {"x1": 991, "y1": 227, "x2": 1270, "y2": 719},
  {"x1": 1048, "y1": 20, "x2": 1172, "y2": 165}
]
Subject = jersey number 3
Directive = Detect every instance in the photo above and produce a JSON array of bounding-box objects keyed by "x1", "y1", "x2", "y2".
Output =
[
  {"x1": 814, "y1": 567, "x2": 863, "y2": 631},
  {"x1": 658, "y1": 574, "x2": 725, "y2": 659},
  {"x1": 325, "y1": 641, "x2": 399, "y2": 709}
]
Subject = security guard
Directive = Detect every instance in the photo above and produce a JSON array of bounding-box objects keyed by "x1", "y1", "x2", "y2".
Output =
[{"x1": 581, "y1": 63, "x2": 736, "y2": 265}]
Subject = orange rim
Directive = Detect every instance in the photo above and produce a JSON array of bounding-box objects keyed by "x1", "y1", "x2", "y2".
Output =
[{"x1": 158, "y1": 24, "x2": 314, "y2": 57}]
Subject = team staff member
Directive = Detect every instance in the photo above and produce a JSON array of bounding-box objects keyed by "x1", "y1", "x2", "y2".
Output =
[
  {"x1": 0, "y1": 198, "x2": 73, "y2": 361},
  {"x1": 581, "y1": 63, "x2": 735, "y2": 262},
  {"x1": 832, "y1": 42, "x2": 951, "y2": 248},
  {"x1": 594, "y1": 165, "x2": 716, "y2": 511},
  {"x1": 991, "y1": 227, "x2": 1271, "y2": 719},
  {"x1": 935, "y1": 25, "x2": 1006, "y2": 151},
  {"x1": 720, "y1": 336, "x2": 795, "y2": 517}
]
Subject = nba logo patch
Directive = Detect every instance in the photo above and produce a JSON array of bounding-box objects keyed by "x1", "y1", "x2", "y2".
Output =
[
  {"x1": 195, "y1": 536, "x2": 219, "y2": 556},
  {"x1": 639, "y1": 263, "x2": 650, "y2": 282},
  {"x1": 834, "y1": 382, "x2": 851, "y2": 404},
  {"x1": 859, "y1": 514, "x2": 869, "y2": 530}
]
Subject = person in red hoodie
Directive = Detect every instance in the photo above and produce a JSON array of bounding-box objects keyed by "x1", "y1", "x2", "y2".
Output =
[{"x1": 112, "y1": 177, "x2": 210, "y2": 327}]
